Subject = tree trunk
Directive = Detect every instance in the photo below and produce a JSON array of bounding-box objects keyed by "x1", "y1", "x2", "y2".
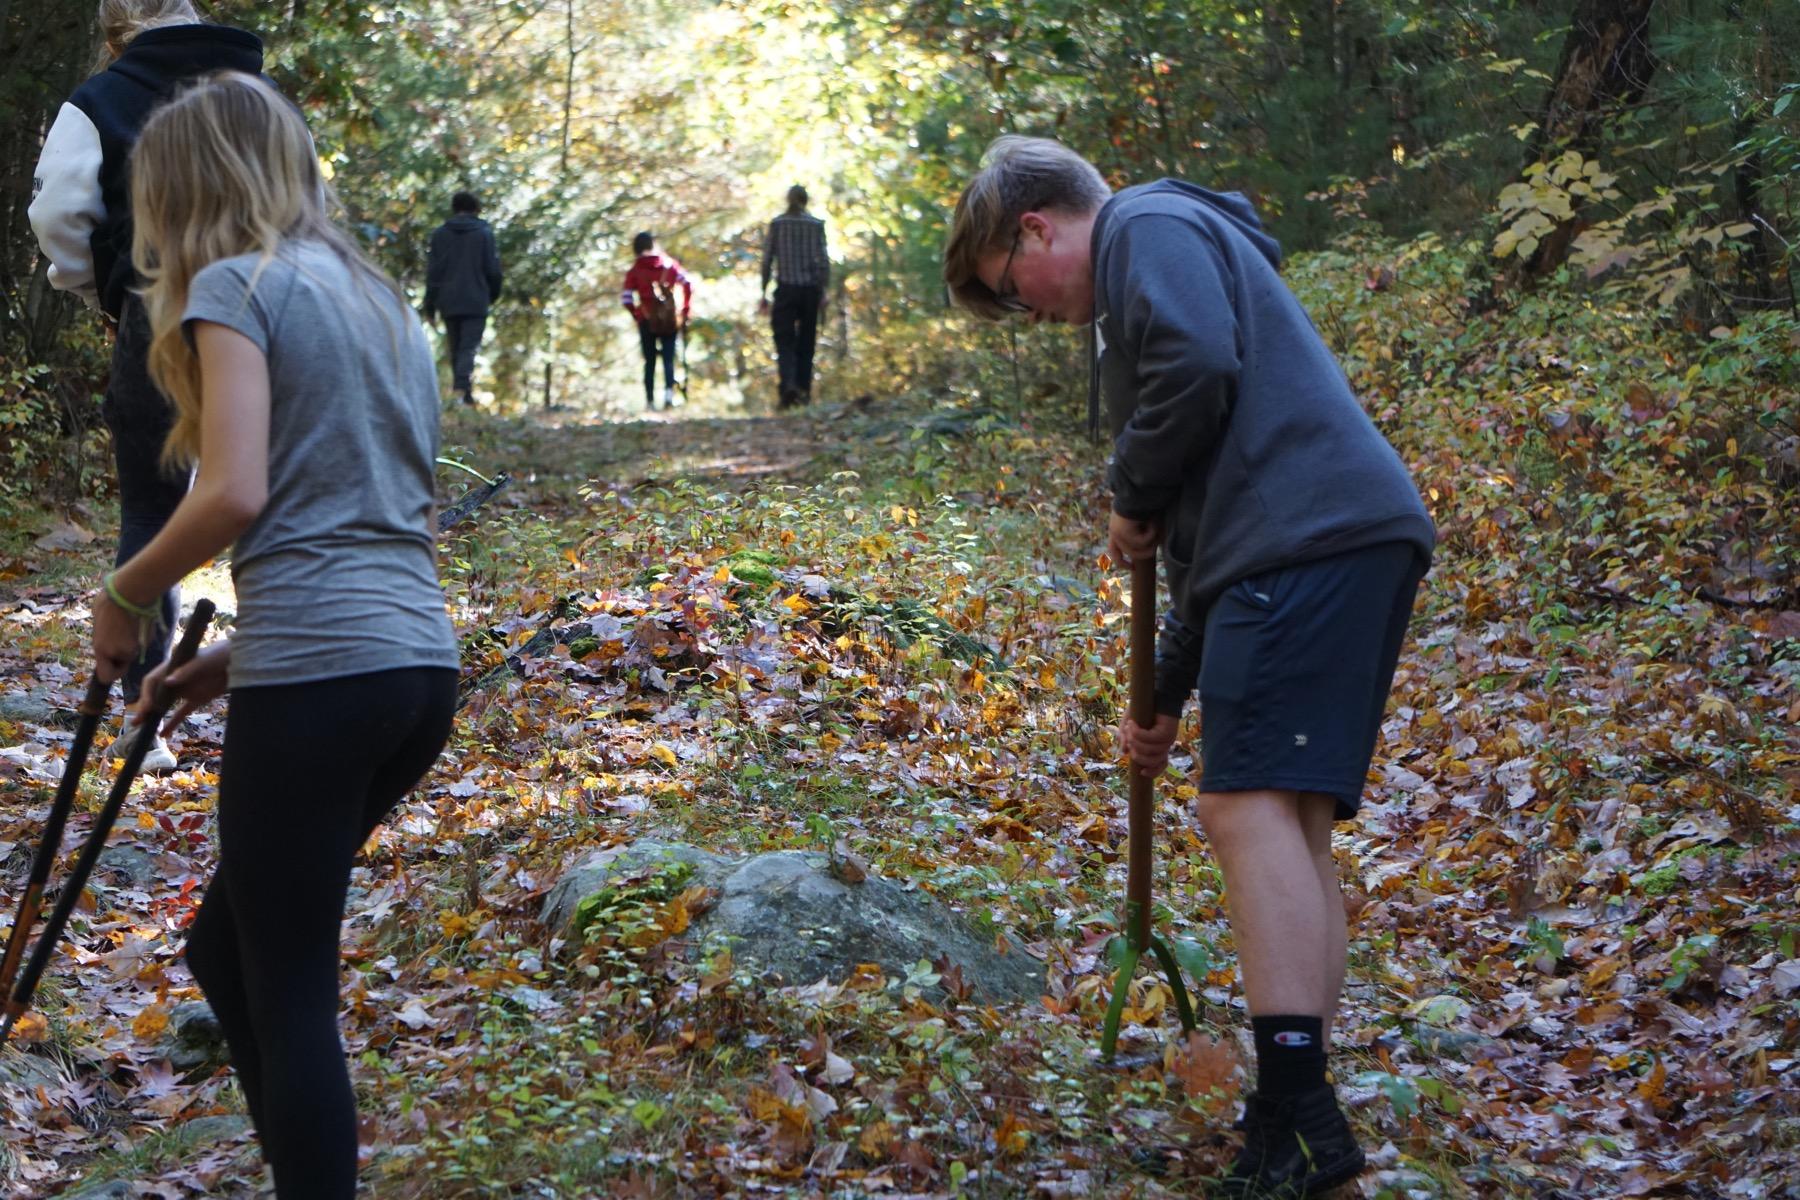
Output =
[
  {"x1": 1517, "y1": 0, "x2": 1658, "y2": 278},
  {"x1": 1726, "y1": 4, "x2": 1788, "y2": 311},
  {"x1": 1, "y1": 0, "x2": 92, "y2": 355},
  {"x1": 1730, "y1": 113, "x2": 1780, "y2": 308},
  {"x1": 1526, "y1": 0, "x2": 1658, "y2": 163}
]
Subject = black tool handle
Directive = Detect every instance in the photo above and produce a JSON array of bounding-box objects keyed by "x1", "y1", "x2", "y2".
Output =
[
  {"x1": 2, "y1": 600, "x2": 215, "y2": 1037},
  {"x1": 0, "y1": 676, "x2": 116, "y2": 1000}
]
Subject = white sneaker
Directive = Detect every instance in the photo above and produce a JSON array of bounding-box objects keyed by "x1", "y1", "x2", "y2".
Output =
[
  {"x1": 110, "y1": 718, "x2": 178, "y2": 773},
  {"x1": 663, "y1": 385, "x2": 676, "y2": 409}
]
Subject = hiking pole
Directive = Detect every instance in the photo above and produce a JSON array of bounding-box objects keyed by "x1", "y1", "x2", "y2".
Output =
[
  {"x1": 0, "y1": 675, "x2": 114, "y2": 1007},
  {"x1": 677, "y1": 322, "x2": 689, "y2": 403},
  {"x1": 1100, "y1": 551, "x2": 1197, "y2": 1061},
  {"x1": 0, "y1": 599, "x2": 215, "y2": 1043}
]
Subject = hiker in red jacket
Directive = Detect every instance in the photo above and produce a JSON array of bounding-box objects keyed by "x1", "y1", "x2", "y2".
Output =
[{"x1": 621, "y1": 231, "x2": 692, "y2": 410}]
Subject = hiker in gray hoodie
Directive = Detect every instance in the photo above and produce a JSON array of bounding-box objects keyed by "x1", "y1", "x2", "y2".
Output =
[
  {"x1": 945, "y1": 136, "x2": 1435, "y2": 1198},
  {"x1": 422, "y1": 191, "x2": 503, "y2": 406}
]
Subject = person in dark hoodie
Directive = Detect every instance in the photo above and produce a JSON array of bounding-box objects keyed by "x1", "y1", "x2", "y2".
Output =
[
  {"x1": 29, "y1": 0, "x2": 265, "y2": 772},
  {"x1": 944, "y1": 136, "x2": 1436, "y2": 1198},
  {"x1": 422, "y1": 190, "x2": 503, "y2": 406}
]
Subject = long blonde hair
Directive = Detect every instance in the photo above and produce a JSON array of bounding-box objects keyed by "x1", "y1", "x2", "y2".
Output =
[
  {"x1": 130, "y1": 71, "x2": 409, "y2": 466},
  {"x1": 95, "y1": 0, "x2": 200, "y2": 70}
]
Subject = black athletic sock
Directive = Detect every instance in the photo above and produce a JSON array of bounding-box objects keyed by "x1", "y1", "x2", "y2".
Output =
[{"x1": 1251, "y1": 1015, "x2": 1328, "y2": 1097}]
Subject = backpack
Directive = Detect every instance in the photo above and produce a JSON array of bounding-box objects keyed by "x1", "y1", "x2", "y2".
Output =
[{"x1": 645, "y1": 278, "x2": 681, "y2": 336}]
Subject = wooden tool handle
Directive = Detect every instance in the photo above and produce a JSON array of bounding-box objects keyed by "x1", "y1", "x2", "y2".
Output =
[
  {"x1": 1129, "y1": 556, "x2": 1157, "y2": 729},
  {"x1": 1126, "y1": 552, "x2": 1157, "y2": 950}
]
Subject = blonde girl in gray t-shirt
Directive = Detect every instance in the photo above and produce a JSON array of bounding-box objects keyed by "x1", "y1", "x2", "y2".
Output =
[{"x1": 89, "y1": 72, "x2": 457, "y2": 1199}]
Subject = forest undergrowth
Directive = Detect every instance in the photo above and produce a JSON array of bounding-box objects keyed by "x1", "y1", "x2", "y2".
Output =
[{"x1": 2, "y1": 236, "x2": 1797, "y2": 1198}]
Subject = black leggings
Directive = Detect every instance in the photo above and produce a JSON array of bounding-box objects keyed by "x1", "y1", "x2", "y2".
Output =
[{"x1": 185, "y1": 667, "x2": 455, "y2": 1198}]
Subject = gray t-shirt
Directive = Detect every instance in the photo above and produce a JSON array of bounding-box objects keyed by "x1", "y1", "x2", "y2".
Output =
[{"x1": 183, "y1": 240, "x2": 459, "y2": 688}]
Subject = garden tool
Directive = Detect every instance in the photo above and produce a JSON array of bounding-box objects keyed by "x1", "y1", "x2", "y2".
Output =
[
  {"x1": 1, "y1": 599, "x2": 215, "y2": 1042},
  {"x1": 1100, "y1": 552, "x2": 1197, "y2": 1060},
  {"x1": 0, "y1": 675, "x2": 113, "y2": 1010}
]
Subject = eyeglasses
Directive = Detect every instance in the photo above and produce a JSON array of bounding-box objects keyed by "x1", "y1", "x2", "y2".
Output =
[{"x1": 994, "y1": 229, "x2": 1030, "y2": 314}]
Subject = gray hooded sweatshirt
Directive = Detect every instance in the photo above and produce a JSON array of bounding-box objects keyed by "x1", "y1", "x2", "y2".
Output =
[{"x1": 1090, "y1": 180, "x2": 1435, "y2": 712}]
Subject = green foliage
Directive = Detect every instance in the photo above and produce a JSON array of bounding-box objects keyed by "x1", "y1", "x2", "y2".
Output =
[
  {"x1": 0, "y1": 359, "x2": 58, "y2": 505},
  {"x1": 570, "y1": 860, "x2": 696, "y2": 944}
]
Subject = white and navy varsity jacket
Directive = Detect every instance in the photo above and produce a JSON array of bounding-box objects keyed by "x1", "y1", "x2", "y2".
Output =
[{"x1": 28, "y1": 23, "x2": 263, "y2": 319}]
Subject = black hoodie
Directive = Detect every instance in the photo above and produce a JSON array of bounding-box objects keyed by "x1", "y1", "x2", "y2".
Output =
[
  {"x1": 1089, "y1": 180, "x2": 1436, "y2": 711},
  {"x1": 30, "y1": 24, "x2": 264, "y2": 319},
  {"x1": 423, "y1": 214, "x2": 503, "y2": 319}
]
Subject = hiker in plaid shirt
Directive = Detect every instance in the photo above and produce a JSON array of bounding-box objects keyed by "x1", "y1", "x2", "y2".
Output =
[{"x1": 758, "y1": 185, "x2": 829, "y2": 408}]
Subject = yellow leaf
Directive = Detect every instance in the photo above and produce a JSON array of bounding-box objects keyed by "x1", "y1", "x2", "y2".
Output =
[
  {"x1": 859, "y1": 1118, "x2": 892, "y2": 1159},
  {"x1": 438, "y1": 909, "x2": 480, "y2": 938},
  {"x1": 9, "y1": 1012, "x2": 48, "y2": 1043},
  {"x1": 712, "y1": 565, "x2": 731, "y2": 583},
  {"x1": 649, "y1": 743, "x2": 679, "y2": 768},
  {"x1": 994, "y1": 1111, "x2": 1031, "y2": 1156},
  {"x1": 133, "y1": 1003, "x2": 170, "y2": 1041}
]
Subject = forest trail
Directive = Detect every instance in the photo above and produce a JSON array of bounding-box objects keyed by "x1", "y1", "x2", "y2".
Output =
[{"x1": 5, "y1": 334, "x2": 1798, "y2": 1198}]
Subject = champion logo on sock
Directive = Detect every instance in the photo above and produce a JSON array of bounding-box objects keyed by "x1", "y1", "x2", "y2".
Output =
[{"x1": 1272, "y1": 1030, "x2": 1314, "y2": 1047}]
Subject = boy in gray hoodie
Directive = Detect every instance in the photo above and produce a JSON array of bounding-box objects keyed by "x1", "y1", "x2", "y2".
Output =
[{"x1": 945, "y1": 136, "x2": 1435, "y2": 1198}]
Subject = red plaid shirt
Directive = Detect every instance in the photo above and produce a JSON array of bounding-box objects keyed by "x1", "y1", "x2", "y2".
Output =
[{"x1": 621, "y1": 252, "x2": 693, "y2": 325}]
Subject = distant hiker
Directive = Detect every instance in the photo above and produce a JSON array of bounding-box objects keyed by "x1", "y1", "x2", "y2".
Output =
[
  {"x1": 28, "y1": 0, "x2": 264, "y2": 772},
  {"x1": 92, "y1": 73, "x2": 458, "y2": 1199},
  {"x1": 422, "y1": 190, "x2": 503, "y2": 406},
  {"x1": 621, "y1": 230, "x2": 692, "y2": 410},
  {"x1": 757, "y1": 184, "x2": 829, "y2": 408},
  {"x1": 945, "y1": 136, "x2": 1435, "y2": 1198}
]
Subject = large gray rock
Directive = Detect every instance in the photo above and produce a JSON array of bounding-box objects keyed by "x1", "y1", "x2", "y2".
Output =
[
  {"x1": 63, "y1": 1117, "x2": 252, "y2": 1199},
  {"x1": 97, "y1": 843, "x2": 159, "y2": 890},
  {"x1": 0, "y1": 690, "x2": 62, "y2": 727},
  {"x1": 0, "y1": 1047, "x2": 71, "y2": 1094},
  {"x1": 544, "y1": 840, "x2": 1043, "y2": 1003},
  {"x1": 168, "y1": 1113, "x2": 252, "y2": 1148},
  {"x1": 61, "y1": 1182, "x2": 137, "y2": 1200},
  {"x1": 158, "y1": 1000, "x2": 230, "y2": 1074},
  {"x1": 541, "y1": 840, "x2": 736, "y2": 931}
]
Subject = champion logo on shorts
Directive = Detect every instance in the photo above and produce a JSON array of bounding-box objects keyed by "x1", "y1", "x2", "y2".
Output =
[
  {"x1": 1272, "y1": 1030, "x2": 1314, "y2": 1048},
  {"x1": 1293, "y1": 733, "x2": 1309, "y2": 747}
]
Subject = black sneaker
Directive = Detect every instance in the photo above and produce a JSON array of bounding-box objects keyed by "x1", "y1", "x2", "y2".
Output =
[{"x1": 1214, "y1": 1087, "x2": 1365, "y2": 1198}]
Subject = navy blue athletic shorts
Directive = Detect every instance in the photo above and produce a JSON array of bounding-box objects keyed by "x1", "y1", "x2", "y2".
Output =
[{"x1": 1197, "y1": 541, "x2": 1427, "y2": 819}]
